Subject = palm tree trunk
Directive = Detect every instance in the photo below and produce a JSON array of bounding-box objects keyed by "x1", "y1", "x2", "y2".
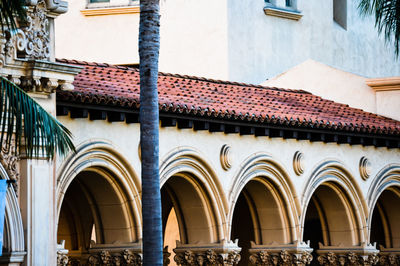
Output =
[{"x1": 139, "y1": 0, "x2": 163, "y2": 265}]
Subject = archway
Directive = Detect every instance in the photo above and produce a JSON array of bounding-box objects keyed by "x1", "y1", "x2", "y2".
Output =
[
  {"x1": 228, "y1": 153, "x2": 300, "y2": 265},
  {"x1": 370, "y1": 187, "x2": 400, "y2": 249},
  {"x1": 0, "y1": 159, "x2": 24, "y2": 265},
  {"x1": 57, "y1": 168, "x2": 139, "y2": 263},
  {"x1": 56, "y1": 141, "x2": 142, "y2": 264},
  {"x1": 301, "y1": 161, "x2": 367, "y2": 265},
  {"x1": 160, "y1": 147, "x2": 228, "y2": 263},
  {"x1": 231, "y1": 177, "x2": 292, "y2": 265},
  {"x1": 367, "y1": 165, "x2": 400, "y2": 255}
]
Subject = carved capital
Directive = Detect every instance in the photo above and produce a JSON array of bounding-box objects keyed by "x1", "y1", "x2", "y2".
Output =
[
  {"x1": 174, "y1": 249, "x2": 241, "y2": 265},
  {"x1": 378, "y1": 254, "x2": 399, "y2": 265},
  {"x1": 0, "y1": 140, "x2": 20, "y2": 194},
  {"x1": 250, "y1": 250, "x2": 312, "y2": 266},
  {"x1": 317, "y1": 252, "x2": 379, "y2": 266},
  {"x1": 87, "y1": 249, "x2": 143, "y2": 266}
]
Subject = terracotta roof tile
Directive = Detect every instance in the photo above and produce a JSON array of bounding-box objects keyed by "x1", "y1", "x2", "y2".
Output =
[{"x1": 56, "y1": 59, "x2": 400, "y2": 136}]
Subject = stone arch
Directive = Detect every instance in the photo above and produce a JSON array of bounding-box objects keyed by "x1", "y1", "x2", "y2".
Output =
[
  {"x1": 56, "y1": 139, "x2": 142, "y2": 262},
  {"x1": 160, "y1": 147, "x2": 228, "y2": 244},
  {"x1": 367, "y1": 164, "x2": 400, "y2": 250},
  {"x1": 0, "y1": 163, "x2": 25, "y2": 264},
  {"x1": 300, "y1": 160, "x2": 367, "y2": 247},
  {"x1": 228, "y1": 152, "x2": 300, "y2": 244}
]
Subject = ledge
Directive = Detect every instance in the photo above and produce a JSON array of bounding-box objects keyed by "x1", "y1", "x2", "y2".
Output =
[
  {"x1": 81, "y1": 6, "x2": 139, "y2": 16},
  {"x1": 263, "y1": 6, "x2": 302, "y2": 20},
  {"x1": 366, "y1": 77, "x2": 400, "y2": 91}
]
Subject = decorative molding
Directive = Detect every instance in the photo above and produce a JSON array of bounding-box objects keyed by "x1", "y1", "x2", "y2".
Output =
[
  {"x1": 263, "y1": 7, "x2": 303, "y2": 20},
  {"x1": 366, "y1": 77, "x2": 400, "y2": 91},
  {"x1": 249, "y1": 241, "x2": 313, "y2": 266},
  {"x1": 0, "y1": 140, "x2": 20, "y2": 194},
  {"x1": 174, "y1": 249, "x2": 241, "y2": 266},
  {"x1": 81, "y1": 6, "x2": 140, "y2": 16},
  {"x1": 250, "y1": 250, "x2": 312, "y2": 266},
  {"x1": 174, "y1": 240, "x2": 241, "y2": 266},
  {"x1": 87, "y1": 249, "x2": 142, "y2": 265},
  {"x1": 293, "y1": 151, "x2": 304, "y2": 176},
  {"x1": 359, "y1": 156, "x2": 372, "y2": 180},
  {"x1": 220, "y1": 144, "x2": 232, "y2": 170},
  {"x1": 317, "y1": 252, "x2": 379, "y2": 266},
  {"x1": 15, "y1": 0, "x2": 51, "y2": 60}
]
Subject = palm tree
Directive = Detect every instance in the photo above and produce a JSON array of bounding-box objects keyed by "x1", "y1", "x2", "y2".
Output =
[
  {"x1": 139, "y1": 0, "x2": 163, "y2": 265},
  {"x1": 0, "y1": 1, "x2": 74, "y2": 159},
  {"x1": 358, "y1": 0, "x2": 400, "y2": 55}
]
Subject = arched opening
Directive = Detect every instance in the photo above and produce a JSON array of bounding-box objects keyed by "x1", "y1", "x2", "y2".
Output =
[
  {"x1": 231, "y1": 178, "x2": 292, "y2": 266},
  {"x1": 303, "y1": 182, "x2": 360, "y2": 264},
  {"x1": 370, "y1": 187, "x2": 400, "y2": 250},
  {"x1": 161, "y1": 174, "x2": 219, "y2": 260},
  {"x1": 57, "y1": 169, "x2": 138, "y2": 263}
]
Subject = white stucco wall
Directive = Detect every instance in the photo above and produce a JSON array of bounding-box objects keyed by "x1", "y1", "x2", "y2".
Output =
[
  {"x1": 56, "y1": 0, "x2": 400, "y2": 84},
  {"x1": 56, "y1": 116, "x2": 400, "y2": 221},
  {"x1": 227, "y1": 0, "x2": 400, "y2": 83}
]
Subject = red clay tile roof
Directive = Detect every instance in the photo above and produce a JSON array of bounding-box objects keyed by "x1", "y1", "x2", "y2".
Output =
[{"x1": 56, "y1": 59, "x2": 400, "y2": 136}]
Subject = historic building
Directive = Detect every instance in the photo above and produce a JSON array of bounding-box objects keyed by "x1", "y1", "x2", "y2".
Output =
[
  {"x1": 55, "y1": 0, "x2": 400, "y2": 84},
  {"x1": 0, "y1": 1, "x2": 400, "y2": 266}
]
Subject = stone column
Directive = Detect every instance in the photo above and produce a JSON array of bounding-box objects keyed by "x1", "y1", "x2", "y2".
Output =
[
  {"x1": 248, "y1": 240, "x2": 313, "y2": 265},
  {"x1": 316, "y1": 243, "x2": 379, "y2": 265},
  {"x1": 173, "y1": 240, "x2": 241, "y2": 265},
  {"x1": 377, "y1": 246, "x2": 400, "y2": 265}
]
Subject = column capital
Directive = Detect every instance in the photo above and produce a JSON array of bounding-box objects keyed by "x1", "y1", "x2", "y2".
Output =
[{"x1": 174, "y1": 240, "x2": 241, "y2": 265}]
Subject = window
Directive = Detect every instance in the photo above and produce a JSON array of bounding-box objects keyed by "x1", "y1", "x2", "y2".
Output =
[
  {"x1": 263, "y1": 0, "x2": 302, "y2": 20},
  {"x1": 82, "y1": 0, "x2": 139, "y2": 16},
  {"x1": 89, "y1": 0, "x2": 109, "y2": 2},
  {"x1": 333, "y1": 0, "x2": 347, "y2": 29}
]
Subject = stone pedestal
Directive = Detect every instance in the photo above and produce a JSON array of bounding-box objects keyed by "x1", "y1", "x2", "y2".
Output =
[
  {"x1": 248, "y1": 241, "x2": 313, "y2": 265},
  {"x1": 377, "y1": 246, "x2": 400, "y2": 265},
  {"x1": 316, "y1": 243, "x2": 379, "y2": 265},
  {"x1": 173, "y1": 240, "x2": 241, "y2": 265}
]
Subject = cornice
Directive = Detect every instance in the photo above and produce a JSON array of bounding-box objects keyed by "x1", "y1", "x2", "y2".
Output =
[
  {"x1": 366, "y1": 77, "x2": 400, "y2": 91},
  {"x1": 80, "y1": 6, "x2": 140, "y2": 16}
]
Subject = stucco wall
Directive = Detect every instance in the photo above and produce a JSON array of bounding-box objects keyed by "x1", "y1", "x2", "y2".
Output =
[
  {"x1": 227, "y1": 0, "x2": 400, "y2": 84},
  {"x1": 56, "y1": 116, "x2": 400, "y2": 217}
]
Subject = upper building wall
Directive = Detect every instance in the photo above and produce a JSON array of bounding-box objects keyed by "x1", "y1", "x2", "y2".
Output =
[
  {"x1": 55, "y1": 0, "x2": 400, "y2": 83},
  {"x1": 227, "y1": 0, "x2": 400, "y2": 84}
]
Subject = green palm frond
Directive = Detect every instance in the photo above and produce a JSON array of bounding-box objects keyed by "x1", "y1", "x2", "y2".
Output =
[
  {"x1": 0, "y1": 77, "x2": 75, "y2": 159},
  {"x1": 0, "y1": 0, "x2": 26, "y2": 32},
  {"x1": 358, "y1": 0, "x2": 400, "y2": 56}
]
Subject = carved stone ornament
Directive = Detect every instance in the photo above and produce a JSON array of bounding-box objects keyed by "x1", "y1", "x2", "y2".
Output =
[
  {"x1": 359, "y1": 156, "x2": 372, "y2": 180},
  {"x1": 249, "y1": 250, "x2": 312, "y2": 266},
  {"x1": 87, "y1": 249, "x2": 143, "y2": 266},
  {"x1": 220, "y1": 144, "x2": 232, "y2": 170},
  {"x1": 379, "y1": 254, "x2": 400, "y2": 265},
  {"x1": 0, "y1": 140, "x2": 20, "y2": 194},
  {"x1": 56, "y1": 251, "x2": 69, "y2": 266},
  {"x1": 317, "y1": 252, "x2": 379, "y2": 266},
  {"x1": 174, "y1": 249, "x2": 240, "y2": 266},
  {"x1": 293, "y1": 151, "x2": 304, "y2": 176},
  {"x1": 14, "y1": 0, "x2": 51, "y2": 60}
]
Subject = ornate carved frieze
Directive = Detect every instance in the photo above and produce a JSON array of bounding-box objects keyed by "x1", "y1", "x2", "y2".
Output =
[
  {"x1": 87, "y1": 249, "x2": 142, "y2": 266},
  {"x1": 174, "y1": 249, "x2": 240, "y2": 266},
  {"x1": 174, "y1": 240, "x2": 241, "y2": 266},
  {"x1": 249, "y1": 241, "x2": 313, "y2": 266},
  {"x1": 249, "y1": 249, "x2": 312, "y2": 266},
  {"x1": 316, "y1": 243, "x2": 380, "y2": 266},
  {"x1": 378, "y1": 254, "x2": 400, "y2": 265},
  {"x1": 317, "y1": 252, "x2": 379, "y2": 266},
  {"x1": 0, "y1": 140, "x2": 20, "y2": 194},
  {"x1": 14, "y1": 0, "x2": 50, "y2": 60}
]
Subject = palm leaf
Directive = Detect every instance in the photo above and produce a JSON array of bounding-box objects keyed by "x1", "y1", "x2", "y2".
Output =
[
  {"x1": 0, "y1": 0, "x2": 26, "y2": 33},
  {"x1": 358, "y1": 0, "x2": 400, "y2": 56},
  {"x1": 0, "y1": 77, "x2": 75, "y2": 159}
]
